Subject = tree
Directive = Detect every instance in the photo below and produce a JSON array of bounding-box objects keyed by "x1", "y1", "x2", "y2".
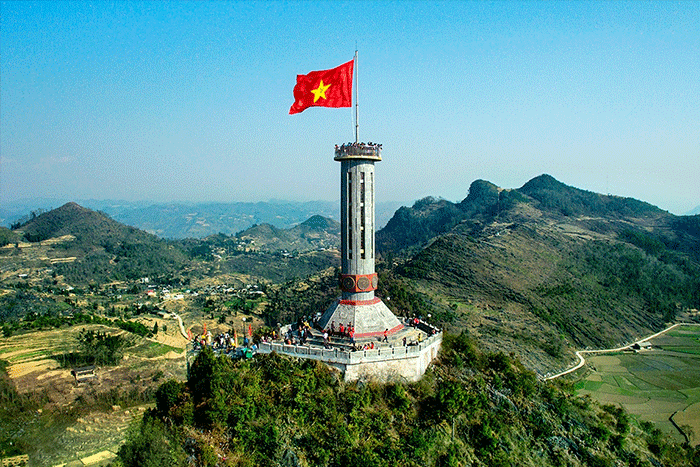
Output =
[
  {"x1": 155, "y1": 379, "x2": 185, "y2": 418},
  {"x1": 78, "y1": 329, "x2": 127, "y2": 365},
  {"x1": 118, "y1": 417, "x2": 184, "y2": 467},
  {"x1": 188, "y1": 346, "x2": 234, "y2": 428},
  {"x1": 437, "y1": 379, "x2": 471, "y2": 441}
]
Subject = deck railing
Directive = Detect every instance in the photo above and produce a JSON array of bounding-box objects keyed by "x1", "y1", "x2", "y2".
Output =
[
  {"x1": 334, "y1": 143, "x2": 382, "y2": 159},
  {"x1": 258, "y1": 331, "x2": 442, "y2": 364}
]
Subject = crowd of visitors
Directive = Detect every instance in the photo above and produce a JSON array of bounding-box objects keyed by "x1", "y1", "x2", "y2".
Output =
[
  {"x1": 189, "y1": 314, "x2": 441, "y2": 356},
  {"x1": 334, "y1": 142, "x2": 382, "y2": 157},
  {"x1": 328, "y1": 321, "x2": 355, "y2": 339},
  {"x1": 190, "y1": 328, "x2": 273, "y2": 355}
]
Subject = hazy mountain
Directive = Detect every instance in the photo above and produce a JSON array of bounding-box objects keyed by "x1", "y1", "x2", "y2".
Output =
[
  {"x1": 235, "y1": 215, "x2": 340, "y2": 252},
  {"x1": 687, "y1": 205, "x2": 700, "y2": 216},
  {"x1": 2, "y1": 199, "x2": 405, "y2": 239}
]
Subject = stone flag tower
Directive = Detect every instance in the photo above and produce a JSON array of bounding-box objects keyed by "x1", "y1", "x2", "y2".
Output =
[{"x1": 318, "y1": 143, "x2": 404, "y2": 339}]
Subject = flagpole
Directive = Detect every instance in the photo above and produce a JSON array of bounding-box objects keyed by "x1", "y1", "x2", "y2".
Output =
[{"x1": 354, "y1": 49, "x2": 359, "y2": 144}]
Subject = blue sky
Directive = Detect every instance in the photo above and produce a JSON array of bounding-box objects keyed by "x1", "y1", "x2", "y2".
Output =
[{"x1": 2, "y1": 0, "x2": 699, "y2": 214}]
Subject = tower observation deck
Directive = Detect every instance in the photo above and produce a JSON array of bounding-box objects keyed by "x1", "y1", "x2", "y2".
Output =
[{"x1": 318, "y1": 143, "x2": 404, "y2": 339}]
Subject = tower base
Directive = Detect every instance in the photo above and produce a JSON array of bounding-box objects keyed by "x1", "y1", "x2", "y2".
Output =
[{"x1": 319, "y1": 297, "x2": 404, "y2": 339}]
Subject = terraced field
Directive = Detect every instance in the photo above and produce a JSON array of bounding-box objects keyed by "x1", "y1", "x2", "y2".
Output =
[
  {"x1": 575, "y1": 325, "x2": 700, "y2": 445},
  {"x1": 0, "y1": 323, "x2": 187, "y2": 466}
]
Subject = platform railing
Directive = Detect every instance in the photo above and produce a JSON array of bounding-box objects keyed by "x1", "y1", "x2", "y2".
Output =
[
  {"x1": 334, "y1": 143, "x2": 382, "y2": 159},
  {"x1": 258, "y1": 331, "x2": 442, "y2": 364}
]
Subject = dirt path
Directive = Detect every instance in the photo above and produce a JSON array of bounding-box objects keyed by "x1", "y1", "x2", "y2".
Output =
[{"x1": 171, "y1": 312, "x2": 188, "y2": 339}]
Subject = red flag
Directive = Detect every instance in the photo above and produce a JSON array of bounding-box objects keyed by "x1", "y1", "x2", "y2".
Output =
[{"x1": 289, "y1": 60, "x2": 353, "y2": 114}]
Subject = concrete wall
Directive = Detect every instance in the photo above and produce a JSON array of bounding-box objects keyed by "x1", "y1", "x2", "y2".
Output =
[
  {"x1": 341, "y1": 337, "x2": 441, "y2": 382},
  {"x1": 258, "y1": 333, "x2": 442, "y2": 382}
]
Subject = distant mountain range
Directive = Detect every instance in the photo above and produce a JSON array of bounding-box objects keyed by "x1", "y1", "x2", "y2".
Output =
[
  {"x1": 3, "y1": 174, "x2": 699, "y2": 374},
  {"x1": 0, "y1": 199, "x2": 405, "y2": 239}
]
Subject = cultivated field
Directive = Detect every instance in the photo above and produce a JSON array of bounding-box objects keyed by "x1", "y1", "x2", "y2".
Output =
[
  {"x1": 575, "y1": 325, "x2": 700, "y2": 445},
  {"x1": 0, "y1": 321, "x2": 188, "y2": 466}
]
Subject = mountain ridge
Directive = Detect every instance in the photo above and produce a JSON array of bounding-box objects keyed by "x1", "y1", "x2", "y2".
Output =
[{"x1": 377, "y1": 175, "x2": 700, "y2": 373}]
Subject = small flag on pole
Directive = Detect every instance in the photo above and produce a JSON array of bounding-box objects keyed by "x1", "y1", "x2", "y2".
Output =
[{"x1": 289, "y1": 59, "x2": 354, "y2": 114}]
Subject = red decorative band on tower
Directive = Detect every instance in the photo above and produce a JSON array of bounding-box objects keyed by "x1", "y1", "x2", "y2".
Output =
[
  {"x1": 339, "y1": 273, "x2": 378, "y2": 293},
  {"x1": 338, "y1": 297, "x2": 382, "y2": 306}
]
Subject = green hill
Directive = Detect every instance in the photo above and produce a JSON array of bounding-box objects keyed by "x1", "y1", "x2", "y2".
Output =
[
  {"x1": 376, "y1": 175, "x2": 700, "y2": 374},
  {"x1": 235, "y1": 215, "x2": 340, "y2": 252},
  {"x1": 11, "y1": 202, "x2": 189, "y2": 284}
]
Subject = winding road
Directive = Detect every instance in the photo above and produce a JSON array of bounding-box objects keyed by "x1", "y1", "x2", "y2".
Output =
[{"x1": 545, "y1": 322, "x2": 700, "y2": 381}]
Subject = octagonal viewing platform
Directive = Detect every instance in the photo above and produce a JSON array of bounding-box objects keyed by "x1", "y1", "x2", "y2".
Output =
[
  {"x1": 258, "y1": 317, "x2": 442, "y2": 382},
  {"x1": 334, "y1": 142, "x2": 382, "y2": 161}
]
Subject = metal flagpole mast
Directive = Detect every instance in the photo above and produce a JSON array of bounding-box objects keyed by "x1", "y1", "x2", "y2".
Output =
[{"x1": 354, "y1": 49, "x2": 359, "y2": 144}]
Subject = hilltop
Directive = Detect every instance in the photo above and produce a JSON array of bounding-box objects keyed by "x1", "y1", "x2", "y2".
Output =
[
  {"x1": 234, "y1": 215, "x2": 340, "y2": 252},
  {"x1": 5, "y1": 202, "x2": 189, "y2": 286},
  {"x1": 376, "y1": 175, "x2": 700, "y2": 374}
]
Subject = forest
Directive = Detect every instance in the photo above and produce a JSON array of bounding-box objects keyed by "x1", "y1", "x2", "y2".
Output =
[{"x1": 117, "y1": 334, "x2": 699, "y2": 467}]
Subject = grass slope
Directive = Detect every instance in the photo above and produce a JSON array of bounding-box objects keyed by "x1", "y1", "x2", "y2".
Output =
[{"x1": 379, "y1": 175, "x2": 700, "y2": 374}]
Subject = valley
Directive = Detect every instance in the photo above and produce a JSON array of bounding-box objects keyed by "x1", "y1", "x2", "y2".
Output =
[
  {"x1": 573, "y1": 324, "x2": 700, "y2": 446},
  {"x1": 1, "y1": 174, "x2": 699, "y2": 465}
]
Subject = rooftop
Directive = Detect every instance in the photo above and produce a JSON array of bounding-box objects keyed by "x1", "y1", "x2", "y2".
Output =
[{"x1": 334, "y1": 142, "x2": 382, "y2": 161}]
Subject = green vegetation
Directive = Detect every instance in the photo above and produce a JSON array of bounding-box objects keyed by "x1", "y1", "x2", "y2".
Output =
[
  {"x1": 80, "y1": 329, "x2": 127, "y2": 364},
  {"x1": 519, "y1": 174, "x2": 661, "y2": 218},
  {"x1": 117, "y1": 335, "x2": 700, "y2": 466},
  {"x1": 261, "y1": 273, "x2": 339, "y2": 326},
  {"x1": 0, "y1": 227, "x2": 20, "y2": 247},
  {"x1": 0, "y1": 310, "x2": 152, "y2": 338}
]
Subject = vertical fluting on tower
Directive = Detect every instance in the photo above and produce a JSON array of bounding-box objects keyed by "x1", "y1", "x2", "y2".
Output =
[
  {"x1": 335, "y1": 144, "x2": 381, "y2": 302},
  {"x1": 340, "y1": 159, "x2": 376, "y2": 301},
  {"x1": 318, "y1": 143, "x2": 402, "y2": 339}
]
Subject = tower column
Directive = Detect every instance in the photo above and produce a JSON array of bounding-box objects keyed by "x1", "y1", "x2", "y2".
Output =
[
  {"x1": 319, "y1": 143, "x2": 403, "y2": 339},
  {"x1": 340, "y1": 159, "x2": 377, "y2": 302}
]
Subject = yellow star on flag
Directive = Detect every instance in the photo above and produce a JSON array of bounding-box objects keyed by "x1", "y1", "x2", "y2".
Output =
[{"x1": 310, "y1": 80, "x2": 331, "y2": 102}]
